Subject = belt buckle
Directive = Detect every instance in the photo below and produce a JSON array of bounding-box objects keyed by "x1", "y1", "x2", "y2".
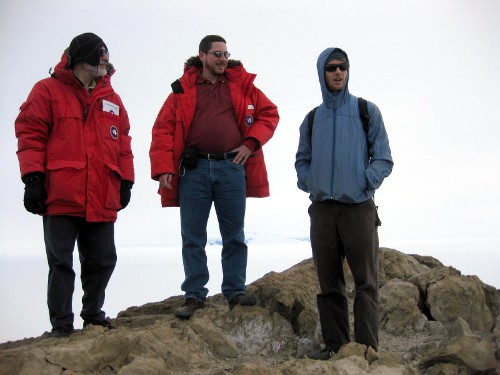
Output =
[{"x1": 207, "y1": 153, "x2": 216, "y2": 160}]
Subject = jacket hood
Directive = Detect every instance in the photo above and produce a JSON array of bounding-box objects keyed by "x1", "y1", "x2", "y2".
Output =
[
  {"x1": 184, "y1": 55, "x2": 242, "y2": 72},
  {"x1": 50, "y1": 51, "x2": 115, "y2": 86},
  {"x1": 172, "y1": 55, "x2": 255, "y2": 95},
  {"x1": 317, "y1": 47, "x2": 350, "y2": 108}
]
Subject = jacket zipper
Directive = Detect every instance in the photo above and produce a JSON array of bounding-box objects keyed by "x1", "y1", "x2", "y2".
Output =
[{"x1": 330, "y1": 95, "x2": 337, "y2": 199}]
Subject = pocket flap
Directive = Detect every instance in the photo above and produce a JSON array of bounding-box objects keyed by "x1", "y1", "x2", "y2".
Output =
[
  {"x1": 105, "y1": 162, "x2": 122, "y2": 178},
  {"x1": 47, "y1": 160, "x2": 86, "y2": 171}
]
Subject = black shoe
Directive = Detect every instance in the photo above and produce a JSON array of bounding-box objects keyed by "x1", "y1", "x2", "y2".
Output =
[
  {"x1": 47, "y1": 324, "x2": 74, "y2": 338},
  {"x1": 83, "y1": 318, "x2": 115, "y2": 329},
  {"x1": 228, "y1": 293, "x2": 257, "y2": 310},
  {"x1": 305, "y1": 346, "x2": 336, "y2": 360},
  {"x1": 175, "y1": 298, "x2": 204, "y2": 319}
]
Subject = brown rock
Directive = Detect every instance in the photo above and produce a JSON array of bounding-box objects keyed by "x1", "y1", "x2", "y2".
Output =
[
  {"x1": 427, "y1": 275, "x2": 494, "y2": 332},
  {"x1": 0, "y1": 247, "x2": 498, "y2": 375},
  {"x1": 379, "y1": 280, "x2": 427, "y2": 334}
]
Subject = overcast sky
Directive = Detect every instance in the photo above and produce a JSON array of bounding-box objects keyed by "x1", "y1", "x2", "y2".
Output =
[{"x1": 1, "y1": 1, "x2": 499, "y2": 277}]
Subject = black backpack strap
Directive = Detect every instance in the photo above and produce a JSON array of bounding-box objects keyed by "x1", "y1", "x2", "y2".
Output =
[
  {"x1": 358, "y1": 97, "x2": 370, "y2": 135},
  {"x1": 307, "y1": 106, "x2": 319, "y2": 139},
  {"x1": 308, "y1": 100, "x2": 370, "y2": 141}
]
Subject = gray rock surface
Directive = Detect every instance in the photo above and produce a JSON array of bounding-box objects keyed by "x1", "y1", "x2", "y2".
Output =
[{"x1": 1, "y1": 247, "x2": 499, "y2": 374}]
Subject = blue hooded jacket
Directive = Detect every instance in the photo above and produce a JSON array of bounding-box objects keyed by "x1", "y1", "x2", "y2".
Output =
[{"x1": 295, "y1": 47, "x2": 393, "y2": 203}]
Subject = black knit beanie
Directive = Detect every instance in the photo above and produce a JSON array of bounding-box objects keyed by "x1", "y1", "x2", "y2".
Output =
[{"x1": 68, "y1": 33, "x2": 107, "y2": 67}]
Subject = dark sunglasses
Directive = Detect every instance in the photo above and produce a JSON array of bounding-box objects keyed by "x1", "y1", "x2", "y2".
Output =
[
  {"x1": 99, "y1": 48, "x2": 109, "y2": 58},
  {"x1": 208, "y1": 51, "x2": 231, "y2": 59},
  {"x1": 325, "y1": 63, "x2": 348, "y2": 72}
]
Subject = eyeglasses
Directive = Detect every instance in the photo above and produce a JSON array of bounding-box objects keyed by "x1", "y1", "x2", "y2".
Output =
[
  {"x1": 325, "y1": 63, "x2": 349, "y2": 72},
  {"x1": 207, "y1": 51, "x2": 231, "y2": 59}
]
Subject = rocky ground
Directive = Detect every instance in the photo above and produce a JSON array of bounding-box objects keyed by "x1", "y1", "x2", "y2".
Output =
[{"x1": 1, "y1": 247, "x2": 499, "y2": 374}]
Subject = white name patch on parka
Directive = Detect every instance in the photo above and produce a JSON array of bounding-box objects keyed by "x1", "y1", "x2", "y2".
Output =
[{"x1": 103, "y1": 100, "x2": 120, "y2": 116}]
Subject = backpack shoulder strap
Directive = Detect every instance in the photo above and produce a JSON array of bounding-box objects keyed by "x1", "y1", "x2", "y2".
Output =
[
  {"x1": 308, "y1": 100, "x2": 370, "y2": 139},
  {"x1": 358, "y1": 97, "x2": 370, "y2": 135},
  {"x1": 307, "y1": 106, "x2": 319, "y2": 138}
]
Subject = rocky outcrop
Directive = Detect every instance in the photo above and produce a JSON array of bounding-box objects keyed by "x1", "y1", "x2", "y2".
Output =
[{"x1": 0, "y1": 247, "x2": 499, "y2": 374}]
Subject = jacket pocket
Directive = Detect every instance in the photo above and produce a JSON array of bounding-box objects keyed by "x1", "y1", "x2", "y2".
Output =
[
  {"x1": 105, "y1": 163, "x2": 122, "y2": 210},
  {"x1": 100, "y1": 111, "x2": 121, "y2": 164},
  {"x1": 244, "y1": 152, "x2": 269, "y2": 192},
  {"x1": 46, "y1": 160, "x2": 86, "y2": 208}
]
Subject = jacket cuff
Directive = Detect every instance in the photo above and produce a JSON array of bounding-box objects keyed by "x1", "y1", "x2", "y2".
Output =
[
  {"x1": 22, "y1": 172, "x2": 45, "y2": 184},
  {"x1": 121, "y1": 180, "x2": 134, "y2": 189},
  {"x1": 242, "y1": 137, "x2": 260, "y2": 152}
]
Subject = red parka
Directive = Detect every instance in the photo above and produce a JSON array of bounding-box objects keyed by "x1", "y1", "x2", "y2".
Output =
[
  {"x1": 15, "y1": 53, "x2": 134, "y2": 222},
  {"x1": 149, "y1": 57, "x2": 279, "y2": 207}
]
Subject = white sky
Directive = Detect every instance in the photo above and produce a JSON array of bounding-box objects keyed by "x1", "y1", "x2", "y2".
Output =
[{"x1": 1, "y1": 1, "x2": 499, "y2": 274}]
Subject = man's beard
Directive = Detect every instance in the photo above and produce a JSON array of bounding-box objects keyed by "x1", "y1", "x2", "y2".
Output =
[
  {"x1": 83, "y1": 63, "x2": 107, "y2": 78},
  {"x1": 206, "y1": 62, "x2": 225, "y2": 76}
]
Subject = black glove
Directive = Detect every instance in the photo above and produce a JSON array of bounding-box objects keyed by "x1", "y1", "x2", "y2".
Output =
[
  {"x1": 119, "y1": 180, "x2": 133, "y2": 211},
  {"x1": 22, "y1": 172, "x2": 48, "y2": 214}
]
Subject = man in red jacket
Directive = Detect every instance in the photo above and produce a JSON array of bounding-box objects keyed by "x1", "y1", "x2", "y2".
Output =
[
  {"x1": 15, "y1": 33, "x2": 134, "y2": 337},
  {"x1": 150, "y1": 35, "x2": 279, "y2": 318}
]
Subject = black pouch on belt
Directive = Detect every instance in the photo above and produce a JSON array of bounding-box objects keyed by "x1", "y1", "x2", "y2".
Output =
[{"x1": 181, "y1": 146, "x2": 199, "y2": 170}]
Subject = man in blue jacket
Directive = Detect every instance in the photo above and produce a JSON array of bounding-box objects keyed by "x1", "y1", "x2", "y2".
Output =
[{"x1": 295, "y1": 47, "x2": 393, "y2": 359}]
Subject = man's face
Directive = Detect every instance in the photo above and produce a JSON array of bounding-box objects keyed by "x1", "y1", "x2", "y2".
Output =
[
  {"x1": 325, "y1": 59, "x2": 348, "y2": 92},
  {"x1": 96, "y1": 46, "x2": 109, "y2": 77},
  {"x1": 83, "y1": 46, "x2": 109, "y2": 78},
  {"x1": 200, "y1": 41, "x2": 229, "y2": 77}
]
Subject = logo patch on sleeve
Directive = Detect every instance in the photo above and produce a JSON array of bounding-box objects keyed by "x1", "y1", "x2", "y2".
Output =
[
  {"x1": 110, "y1": 125, "x2": 119, "y2": 139},
  {"x1": 245, "y1": 115, "x2": 254, "y2": 127}
]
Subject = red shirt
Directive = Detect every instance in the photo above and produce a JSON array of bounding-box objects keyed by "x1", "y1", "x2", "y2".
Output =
[
  {"x1": 150, "y1": 58, "x2": 280, "y2": 206},
  {"x1": 186, "y1": 74, "x2": 241, "y2": 153}
]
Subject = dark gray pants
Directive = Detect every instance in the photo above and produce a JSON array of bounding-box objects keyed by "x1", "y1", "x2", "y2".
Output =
[
  {"x1": 43, "y1": 216, "x2": 116, "y2": 329},
  {"x1": 309, "y1": 199, "x2": 380, "y2": 351}
]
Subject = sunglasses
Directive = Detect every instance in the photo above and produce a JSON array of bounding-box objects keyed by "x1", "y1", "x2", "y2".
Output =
[
  {"x1": 325, "y1": 63, "x2": 349, "y2": 72},
  {"x1": 207, "y1": 51, "x2": 231, "y2": 59},
  {"x1": 99, "y1": 48, "x2": 109, "y2": 58}
]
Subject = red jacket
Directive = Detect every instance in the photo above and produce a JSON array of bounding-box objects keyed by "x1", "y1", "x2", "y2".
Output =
[
  {"x1": 149, "y1": 57, "x2": 279, "y2": 207},
  {"x1": 15, "y1": 53, "x2": 134, "y2": 222}
]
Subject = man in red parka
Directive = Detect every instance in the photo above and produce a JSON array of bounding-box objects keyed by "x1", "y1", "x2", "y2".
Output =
[
  {"x1": 150, "y1": 35, "x2": 279, "y2": 319},
  {"x1": 15, "y1": 33, "x2": 134, "y2": 337}
]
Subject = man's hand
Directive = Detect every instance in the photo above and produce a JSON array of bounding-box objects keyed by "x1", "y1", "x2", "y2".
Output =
[
  {"x1": 231, "y1": 145, "x2": 252, "y2": 165},
  {"x1": 159, "y1": 173, "x2": 174, "y2": 189}
]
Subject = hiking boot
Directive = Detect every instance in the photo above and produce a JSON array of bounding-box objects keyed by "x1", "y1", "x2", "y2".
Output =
[
  {"x1": 83, "y1": 318, "x2": 115, "y2": 329},
  {"x1": 305, "y1": 345, "x2": 336, "y2": 360},
  {"x1": 175, "y1": 298, "x2": 204, "y2": 319},
  {"x1": 47, "y1": 324, "x2": 75, "y2": 338},
  {"x1": 228, "y1": 293, "x2": 257, "y2": 310}
]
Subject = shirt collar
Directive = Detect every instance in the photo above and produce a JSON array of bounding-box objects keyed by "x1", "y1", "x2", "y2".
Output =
[{"x1": 196, "y1": 72, "x2": 227, "y2": 84}]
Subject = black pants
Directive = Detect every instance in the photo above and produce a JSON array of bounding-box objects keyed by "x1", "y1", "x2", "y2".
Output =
[
  {"x1": 309, "y1": 199, "x2": 380, "y2": 351},
  {"x1": 43, "y1": 216, "x2": 116, "y2": 328}
]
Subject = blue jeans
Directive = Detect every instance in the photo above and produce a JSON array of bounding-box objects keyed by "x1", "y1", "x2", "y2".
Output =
[{"x1": 179, "y1": 158, "x2": 247, "y2": 301}]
